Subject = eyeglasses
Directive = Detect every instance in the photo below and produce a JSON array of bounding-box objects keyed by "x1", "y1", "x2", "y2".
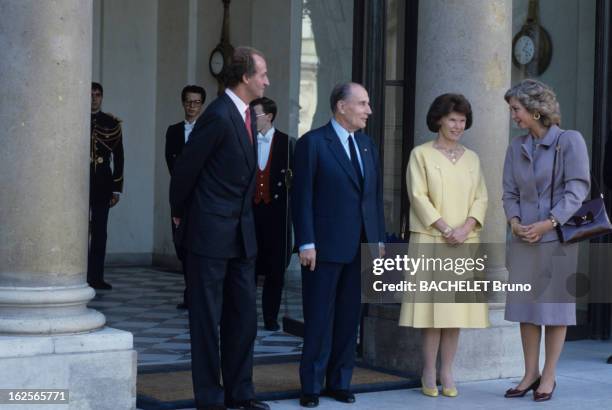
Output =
[
  {"x1": 255, "y1": 113, "x2": 267, "y2": 118},
  {"x1": 184, "y1": 100, "x2": 202, "y2": 107}
]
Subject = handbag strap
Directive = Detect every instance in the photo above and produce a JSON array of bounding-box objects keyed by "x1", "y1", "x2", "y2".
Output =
[{"x1": 550, "y1": 131, "x2": 600, "y2": 211}]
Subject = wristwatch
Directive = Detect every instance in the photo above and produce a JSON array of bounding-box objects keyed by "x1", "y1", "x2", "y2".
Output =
[
  {"x1": 442, "y1": 226, "x2": 453, "y2": 235},
  {"x1": 549, "y1": 215, "x2": 558, "y2": 228}
]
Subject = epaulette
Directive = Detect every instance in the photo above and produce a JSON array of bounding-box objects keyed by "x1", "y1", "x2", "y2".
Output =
[{"x1": 105, "y1": 112, "x2": 122, "y2": 123}]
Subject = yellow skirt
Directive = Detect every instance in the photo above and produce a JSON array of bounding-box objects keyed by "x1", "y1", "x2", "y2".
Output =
[{"x1": 398, "y1": 233, "x2": 490, "y2": 328}]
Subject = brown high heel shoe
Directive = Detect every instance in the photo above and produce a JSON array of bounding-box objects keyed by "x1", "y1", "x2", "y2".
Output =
[
  {"x1": 533, "y1": 381, "x2": 556, "y2": 402},
  {"x1": 504, "y1": 377, "x2": 540, "y2": 398}
]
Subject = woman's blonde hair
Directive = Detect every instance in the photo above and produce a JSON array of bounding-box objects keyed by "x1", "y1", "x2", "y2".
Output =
[{"x1": 504, "y1": 79, "x2": 561, "y2": 127}]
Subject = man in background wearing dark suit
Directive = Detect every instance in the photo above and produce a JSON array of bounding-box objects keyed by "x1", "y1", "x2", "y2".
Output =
[
  {"x1": 165, "y1": 84, "x2": 206, "y2": 310},
  {"x1": 292, "y1": 82, "x2": 386, "y2": 408},
  {"x1": 170, "y1": 47, "x2": 270, "y2": 410},
  {"x1": 250, "y1": 97, "x2": 294, "y2": 331}
]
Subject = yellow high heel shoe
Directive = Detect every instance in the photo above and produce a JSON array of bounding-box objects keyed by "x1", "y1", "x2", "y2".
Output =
[
  {"x1": 421, "y1": 378, "x2": 439, "y2": 397},
  {"x1": 442, "y1": 386, "x2": 458, "y2": 397}
]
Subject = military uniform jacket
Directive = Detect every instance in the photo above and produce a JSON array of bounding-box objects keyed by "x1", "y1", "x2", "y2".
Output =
[{"x1": 90, "y1": 111, "x2": 124, "y2": 203}]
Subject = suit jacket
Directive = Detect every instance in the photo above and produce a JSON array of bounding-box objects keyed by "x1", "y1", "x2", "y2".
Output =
[
  {"x1": 406, "y1": 141, "x2": 487, "y2": 237},
  {"x1": 170, "y1": 93, "x2": 258, "y2": 259},
  {"x1": 292, "y1": 121, "x2": 386, "y2": 263},
  {"x1": 604, "y1": 132, "x2": 612, "y2": 191},
  {"x1": 165, "y1": 121, "x2": 185, "y2": 173},
  {"x1": 502, "y1": 125, "x2": 590, "y2": 242},
  {"x1": 254, "y1": 130, "x2": 295, "y2": 266}
]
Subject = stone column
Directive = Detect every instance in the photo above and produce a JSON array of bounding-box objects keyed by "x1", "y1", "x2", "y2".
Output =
[
  {"x1": 363, "y1": 0, "x2": 523, "y2": 381},
  {"x1": 0, "y1": 1, "x2": 135, "y2": 408}
]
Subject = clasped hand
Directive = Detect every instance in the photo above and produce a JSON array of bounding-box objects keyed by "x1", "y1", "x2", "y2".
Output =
[
  {"x1": 443, "y1": 225, "x2": 470, "y2": 245},
  {"x1": 512, "y1": 220, "x2": 553, "y2": 243}
]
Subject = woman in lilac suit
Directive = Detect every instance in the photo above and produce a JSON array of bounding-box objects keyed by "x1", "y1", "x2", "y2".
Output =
[{"x1": 502, "y1": 79, "x2": 590, "y2": 402}]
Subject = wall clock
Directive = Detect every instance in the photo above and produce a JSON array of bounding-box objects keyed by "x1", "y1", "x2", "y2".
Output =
[{"x1": 512, "y1": 0, "x2": 552, "y2": 76}]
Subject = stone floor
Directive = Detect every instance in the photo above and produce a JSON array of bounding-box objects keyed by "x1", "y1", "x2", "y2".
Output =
[
  {"x1": 97, "y1": 265, "x2": 612, "y2": 410},
  {"x1": 178, "y1": 339, "x2": 612, "y2": 410},
  {"x1": 89, "y1": 265, "x2": 304, "y2": 366}
]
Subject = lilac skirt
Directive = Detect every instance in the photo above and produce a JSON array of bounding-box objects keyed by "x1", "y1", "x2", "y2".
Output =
[{"x1": 504, "y1": 240, "x2": 578, "y2": 326}]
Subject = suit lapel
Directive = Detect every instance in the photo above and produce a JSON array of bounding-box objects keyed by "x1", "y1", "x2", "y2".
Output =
[
  {"x1": 222, "y1": 94, "x2": 255, "y2": 170},
  {"x1": 271, "y1": 131, "x2": 286, "y2": 172},
  {"x1": 177, "y1": 123, "x2": 186, "y2": 150},
  {"x1": 251, "y1": 106, "x2": 258, "y2": 163},
  {"x1": 535, "y1": 127, "x2": 561, "y2": 195},
  {"x1": 324, "y1": 123, "x2": 361, "y2": 191},
  {"x1": 355, "y1": 132, "x2": 370, "y2": 190},
  {"x1": 518, "y1": 134, "x2": 539, "y2": 200},
  {"x1": 169, "y1": 123, "x2": 184, "y2": 153}
]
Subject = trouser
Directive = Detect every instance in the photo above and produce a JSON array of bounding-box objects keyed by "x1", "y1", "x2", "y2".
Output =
[
  {"x1": 186, "y1": 251, "x2": 257, "y2": 407},
  {"x1": 254, "y1": 202, "x2": 288, "y2": 324},
  {"x1": 171, "y1": 219, "x2": 188, "y2": 306},
  {"x1": 87, "y1": 201, "x2": 110, "y2": 284},
  {"x1": 299, "y1": 253, "x2": 362, "y2": 395}
]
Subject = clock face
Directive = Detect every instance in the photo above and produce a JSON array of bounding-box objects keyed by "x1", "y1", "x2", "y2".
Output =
[
  {"x1": 210, "y1": 50, "x2": 224, "y2": 76},
  {"x1": 514, "y1": 35, "x2": 536, "y2": 65}
]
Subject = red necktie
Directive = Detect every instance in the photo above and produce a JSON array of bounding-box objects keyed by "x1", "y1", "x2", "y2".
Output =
[{"x1": 245, "y1": 108, "x2": 253, "y2": 144}]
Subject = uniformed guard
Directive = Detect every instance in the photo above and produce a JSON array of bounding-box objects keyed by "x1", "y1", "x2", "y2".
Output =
[{"x1": 88, "y1": 82, "x2": 124, "y2": 290}]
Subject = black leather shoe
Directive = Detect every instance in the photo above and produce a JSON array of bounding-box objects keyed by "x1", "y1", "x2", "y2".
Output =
[
  {"x1": 226, "y1": 399, "x2": 270, "y2": 410},
  {"x1": 176, "y1": 302, "x2": 188, "y2": 310},
  {"x1": 89, "y1": 281, "x2": 112, "y2": 290},
  {"x1": 299, "y1": 394, "x2": 319, "y2": 408},
  {"x1": 264, "y1": 321, "x2": 280, "y2": 331},
  {"x1": 327, "y1": 389, "x2": 355, "y2": 403}
]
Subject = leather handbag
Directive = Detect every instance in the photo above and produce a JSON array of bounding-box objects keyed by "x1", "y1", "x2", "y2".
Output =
[{"x1": 550, "y1": 132, "x2": 612, "y2": 243}]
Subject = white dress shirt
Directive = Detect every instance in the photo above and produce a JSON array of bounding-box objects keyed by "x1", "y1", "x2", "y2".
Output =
[
  {"x1": 257, "y1": 127, "x2": 275, "y2": 170},
  {"x1": 331, "y1": 118, "x2": 363, "y2": 174},
  {"x1": 225, "y1": 88, "x2": 249, "y2": 121},
  {"x1": 184, "y1": 120, "x2": 196, "y2": 143}
]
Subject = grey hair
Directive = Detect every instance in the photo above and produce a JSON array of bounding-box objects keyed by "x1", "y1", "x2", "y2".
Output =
[
  {"x1": 330, "y1": 82, "x2": 363, "y2": 113},
  {"x1": 504, "y1": 79, "x2": 561, "y2": 127}
]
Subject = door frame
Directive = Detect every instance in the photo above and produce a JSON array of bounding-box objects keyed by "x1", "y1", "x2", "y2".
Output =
[{"x1": 569, "y1": 0, "x2": 612, "y2": 341}]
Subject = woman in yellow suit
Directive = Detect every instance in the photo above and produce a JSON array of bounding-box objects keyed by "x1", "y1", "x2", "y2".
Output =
[{"x1": 399, "y1": 93, "x2": 489, "y2": 397}]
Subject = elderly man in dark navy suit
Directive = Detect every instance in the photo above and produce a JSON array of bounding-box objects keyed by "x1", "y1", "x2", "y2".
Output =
[
  {"x1": 292, "y1": 82, "x2": 386, "y2": 408},
  {"x1": 170, "y1": 47, "x2": 270, "y2": 410},
  {"x1": 165, "y1": 84, "x2": 206, "y2": 310}
]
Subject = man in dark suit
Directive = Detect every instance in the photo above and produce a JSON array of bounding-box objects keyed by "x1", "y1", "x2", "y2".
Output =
[
  {"x1": 604, "y1": 135, "x2": 612, "y2": 365},
  {"x1": 165, "y1": 84, "x2": 206, "y2": 310},
  {"x1": 292, "y1": 82, "x2": 386, "y2": 408},
  {"x1": 170, "y1": 47, "x2": 270, "y2": 410},
  {"x1": 88, "y1": 82, "x2": 124, "y2": 290},
  {"x1": 250, "y1": 97, "x2": 294, "y2": 331}
]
